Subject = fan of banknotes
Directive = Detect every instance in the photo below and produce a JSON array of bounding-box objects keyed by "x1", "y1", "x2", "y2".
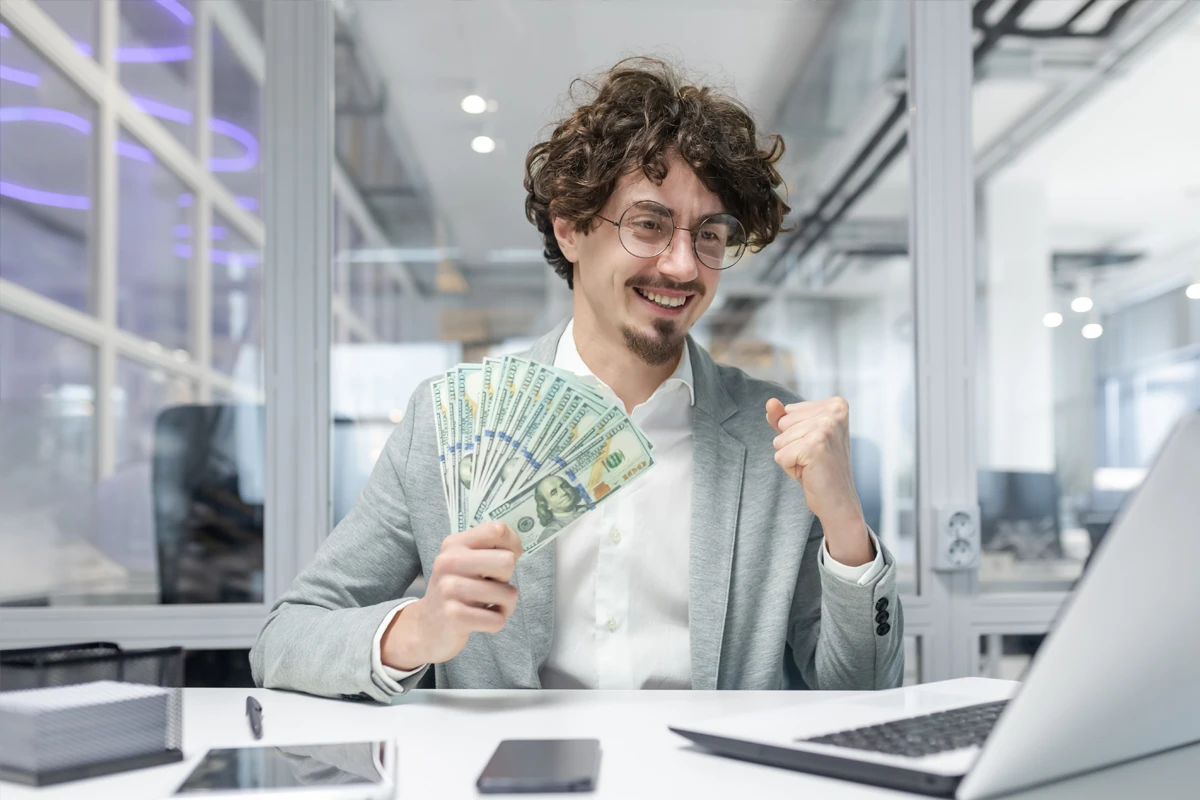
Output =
[{"x1": 431, "y1": 357, "x2": 656, "y2": 557}]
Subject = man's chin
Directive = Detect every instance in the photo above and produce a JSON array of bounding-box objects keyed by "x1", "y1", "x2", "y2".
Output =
[{"x1": 620, "y1": 319, "x2": 686, "y2": 366}]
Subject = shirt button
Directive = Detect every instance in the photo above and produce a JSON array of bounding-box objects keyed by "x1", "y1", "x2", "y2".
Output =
[
  {"x1": 610, "y1": 529, "x2": 621, "y2": 544},
  {"x1": 606, "y1": 618, "x2": 618, "y2": 632}
]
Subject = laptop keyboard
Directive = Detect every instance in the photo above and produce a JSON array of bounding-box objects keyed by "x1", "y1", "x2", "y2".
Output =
[{"x1": 800, "y1": 700, "x2": 1009, "y2": 758}]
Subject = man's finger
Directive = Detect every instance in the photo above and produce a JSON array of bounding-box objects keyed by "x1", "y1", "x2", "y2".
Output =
[
  {"x1": 445, "y1": 577, "x2": 518, "y2": 613},
  {"x1": 455, "y1": 521, "x2": 524, "y2": 555},
  {"x1": 765, "y1": 398, "x2": 787, "y2": 434},
  {"x1": 772, "y1": 418, "x2": 822, "y2": 450},
  {"x1": 446, "y1": 548, "x2": 519, "y2": 582}
]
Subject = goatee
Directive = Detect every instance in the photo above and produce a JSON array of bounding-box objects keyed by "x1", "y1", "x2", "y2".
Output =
[{"x1": 620, "y1": 318, "x2": 685, "y2": 366}]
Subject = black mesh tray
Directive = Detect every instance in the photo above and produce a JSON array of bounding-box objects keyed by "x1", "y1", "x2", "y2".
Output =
[{"x1": 0, "y1": 642, "x2": 185, "y2": 785}]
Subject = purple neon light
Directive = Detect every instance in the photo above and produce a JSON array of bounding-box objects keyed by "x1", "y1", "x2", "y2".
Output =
[
  {"x1": 208, "y1": 118, "x2": 259, "y2": 172},
  {"x1": 128, "y1": 96, "x2": 259, "y2": 172},
  {"x1": 236, "y1": 196, "x2": 258, "y2": 212},
  {"x1": 0, "y1": 23, "x2": 11, "y2": 38},
  {"x1": 0, "y1": 181, "x2": 90, "y2": 210},
  {"x1": 115, "y1": 140, "x2": 154, "y2": 163},
  {"x1": 131, "y1": 95, "x2": 193, "y2": 125},
  {"x1": 0, "y1": 65, "x2": 39, "y2": 87},
  {"x1": 0, "y1": 106, "x2": 90, "y2": 133},
  {"x1": 155, "y1": 0, "x2": 195, "y2": 26}
]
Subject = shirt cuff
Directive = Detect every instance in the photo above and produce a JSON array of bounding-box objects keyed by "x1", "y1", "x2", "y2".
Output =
[
  {"x1": 371, "y1": 598, "x2": 426, "y2": 691},
  {"x1": 820, "y1": 528, "x2": 885, "y2": 586}
]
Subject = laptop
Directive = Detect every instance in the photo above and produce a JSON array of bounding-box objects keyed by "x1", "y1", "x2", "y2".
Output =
[{"x1": 671, "y1": 411, "x2": 1200, "y2": 799}]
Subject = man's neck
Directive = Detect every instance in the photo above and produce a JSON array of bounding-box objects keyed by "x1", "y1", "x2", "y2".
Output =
[{"x1": 570, "y1": 311, "x2": 680, "y2": 413}]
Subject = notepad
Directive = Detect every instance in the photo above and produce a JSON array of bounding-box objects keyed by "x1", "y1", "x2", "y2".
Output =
[{"x1": 0, "y1": 680, "x2": 170, "y2": 773}]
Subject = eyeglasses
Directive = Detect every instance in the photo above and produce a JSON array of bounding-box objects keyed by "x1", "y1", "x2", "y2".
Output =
[{"x1": 595, "y1": 200, "x2": 748, "y2": 271}]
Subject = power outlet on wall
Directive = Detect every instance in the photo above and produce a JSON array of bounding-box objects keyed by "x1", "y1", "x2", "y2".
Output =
[{"x1": 934, "y1": 505, "x2": 981, "y2": 572}]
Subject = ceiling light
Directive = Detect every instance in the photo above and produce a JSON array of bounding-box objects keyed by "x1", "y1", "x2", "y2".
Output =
[
  {"x1": 1070, "y1": 296, "x2": 1093, "y2": 313},
  {"x1": 461, "y1": 94, "x2": 487, "y2": 114},
  {"x1": 1187, "y1": 283, "x2": 1200, "y2": 300},
  {"x1": 471, "y1": 135, "x2": 496, "y2": 154},
  {"x1": 1042, "y1": 312, "x2": 1063, "y2": 328},
  {"x1": 1082, "y1": 323, "x2": 1103, "y2": 339}
]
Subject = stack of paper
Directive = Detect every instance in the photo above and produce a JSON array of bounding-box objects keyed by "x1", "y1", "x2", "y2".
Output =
[
  {"x1": 0, "y1": 681, "x2": 170, "y2": 775},
  {"x1": 432, "y1": 357, "x2": 655, "y2": 556}
]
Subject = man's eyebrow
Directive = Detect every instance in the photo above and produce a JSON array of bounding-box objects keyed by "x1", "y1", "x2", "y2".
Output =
[{"x1": 631, "y1": 199, "x2": 726, "y2": 219}]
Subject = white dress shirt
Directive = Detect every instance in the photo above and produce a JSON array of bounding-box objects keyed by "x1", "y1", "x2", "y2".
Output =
[{"x1": 372, "y1": 319, "x2": 884, "y2": 691}]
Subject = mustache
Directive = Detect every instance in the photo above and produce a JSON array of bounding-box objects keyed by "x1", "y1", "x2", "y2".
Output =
[{"x1": 625, "y1": 276, "x2": 706, "y2": 297}]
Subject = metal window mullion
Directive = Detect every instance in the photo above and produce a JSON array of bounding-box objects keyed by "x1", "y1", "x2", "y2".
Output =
[
  {"x1": 264, "y1": 0, "x2": 334, "y2": 604},
  {"x1": 0, "y1": 604, "x2": 267, "y2": 650},
  {"x1": 209, "y1": 0, "x2": 265, "y2": 85},
  {"x1": 0, "y1": 278, "x2": 240, "y2": 396},
  {"x1": 193, "y1": 1, "x2": 215, "y2": 403},
  {"x1": 908, "y1": 0, "x2": 978, "y2": 682},
  {"x1": 93, "y1": 0, "x2": 119, "y2": 480}
]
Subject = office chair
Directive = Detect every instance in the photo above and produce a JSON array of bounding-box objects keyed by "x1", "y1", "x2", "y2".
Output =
[{"x1": 152, "y1": 404, "x2": 264, "y2": 604}]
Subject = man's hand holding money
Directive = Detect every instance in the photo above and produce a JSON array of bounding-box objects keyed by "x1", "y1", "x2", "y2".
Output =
[{"x1": 380, "y1": 522, "x2": 522, "y2": 670}]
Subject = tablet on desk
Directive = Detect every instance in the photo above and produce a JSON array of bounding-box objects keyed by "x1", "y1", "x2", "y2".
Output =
[{"x1": 173, "y1": 741, "x2": 395, "y2": 799}]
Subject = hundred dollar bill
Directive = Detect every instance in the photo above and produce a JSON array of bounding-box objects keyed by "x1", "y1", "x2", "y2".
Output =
[
  {"x1": 429, "y1": 378, "x2": 452, "y2": 514},
  {"x1": 487, "y1": 416, "x2": 655, "y2": 557},
  {"x1": 474, "y1": 357, "x2": 534, "y2": 514},
  {"x1": 472, "y1": 373, "x2": 568, "y2": 523},
  {"x1": 454, "y1": 365, "x2": 484, "y2": 532}
]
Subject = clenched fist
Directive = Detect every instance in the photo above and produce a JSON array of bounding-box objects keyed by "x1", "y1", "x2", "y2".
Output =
[
  {"x1": 766, "y1": 397, "x2": 874, "y2": 566},
  {"x1": 380, "y1": 521, "x2": 522, "y2": 671}
]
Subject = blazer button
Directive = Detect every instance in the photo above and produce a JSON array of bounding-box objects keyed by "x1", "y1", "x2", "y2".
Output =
[
  {"x1": 876, "y1": 622, "x2": 891, "y2": 636},
  {"x1": 875, "y1": 610, "x2": 890, "y2": 624},
  {"x1": 875, "y1": 598, "x2": 889, "y2": 612}
]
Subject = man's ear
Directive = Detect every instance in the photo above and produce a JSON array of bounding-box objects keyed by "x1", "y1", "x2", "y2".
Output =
[{"x1": 552, "y1": 216, "x2": 581, "y2": 264}]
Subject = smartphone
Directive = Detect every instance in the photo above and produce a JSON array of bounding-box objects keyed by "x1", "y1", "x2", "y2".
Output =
[{"x1": 476, "y1": 738, "x2": 601, "y2": 794}]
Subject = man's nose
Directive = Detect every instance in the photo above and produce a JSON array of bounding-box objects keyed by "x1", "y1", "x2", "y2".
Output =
[{"x1": 655, "y1": 228, "x2": 701, "y2": 283}]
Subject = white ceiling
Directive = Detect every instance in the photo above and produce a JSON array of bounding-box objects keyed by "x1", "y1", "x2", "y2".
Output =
[
  {"x1": 352, "y1": 0, "x2": 835, "y2": 268},
  {"x1": 852, "y1": 3, "x2": 1200, "y2": 264}
]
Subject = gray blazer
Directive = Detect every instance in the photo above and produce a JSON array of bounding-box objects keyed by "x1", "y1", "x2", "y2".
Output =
[{"x1": 250, "y1": 319, "x2": 904, "y2": 700}]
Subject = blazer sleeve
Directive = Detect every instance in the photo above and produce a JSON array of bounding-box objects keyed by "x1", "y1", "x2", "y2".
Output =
[
  {"x1": 787, "y1": 518, "x2": 905, "y2": 690},
  {"x1": 249, "y1": 390, "x2": 427, "y2": 702}
]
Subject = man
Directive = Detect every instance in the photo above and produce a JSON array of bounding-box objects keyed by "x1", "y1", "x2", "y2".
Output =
[{"x1": 251, "y1": 58, "x2": 903, "y2": 701}]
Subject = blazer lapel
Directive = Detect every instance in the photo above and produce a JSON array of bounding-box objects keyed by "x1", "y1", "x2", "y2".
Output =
[{"x1": 686, "y1": 339, "x2": 744, "y2": 690}]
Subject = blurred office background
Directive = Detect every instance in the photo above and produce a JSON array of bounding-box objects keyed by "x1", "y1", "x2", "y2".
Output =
[{"x1": 0, "y1": 0, "x2": 1196, "y2": 687}]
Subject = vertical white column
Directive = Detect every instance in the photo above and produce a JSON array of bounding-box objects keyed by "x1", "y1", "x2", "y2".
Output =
[
  {"x1": 983, "y1": 180, "x2": 1055, "y2": 471},
  {"x1": 94, "y1": 0, "x2": 119, "y2": 480},
  {"x1": 908, "y1": 0, "x2": 978, "y2": 680},
  {"x1": 193, "y1": 1, "x2": 214, "y2": 403},
  {"x1": 264, "y1": 0, "x2": 335, "y2": 602}
]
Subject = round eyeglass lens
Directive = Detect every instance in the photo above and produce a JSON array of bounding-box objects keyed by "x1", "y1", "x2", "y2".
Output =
[{"x1": 617, "y1": 201, "x2": 674, "y2": 258}]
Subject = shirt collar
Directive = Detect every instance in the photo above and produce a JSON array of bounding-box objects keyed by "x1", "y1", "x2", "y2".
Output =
[{"x1": 553, "y1": 318, "x2": 695, "y2": 407}]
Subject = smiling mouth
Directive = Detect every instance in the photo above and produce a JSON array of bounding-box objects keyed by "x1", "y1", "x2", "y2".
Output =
[{"x1": 633, "y1": 287, "x2": 692, "y2": 309}]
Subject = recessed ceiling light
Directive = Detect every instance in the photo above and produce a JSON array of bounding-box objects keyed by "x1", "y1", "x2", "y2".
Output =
[
  {"x1": 1043, "y1": 312, "x2": 1063, "y2": 328},
  {"x1": 1187, "y1": 283, "x2": 1200, "y2": 300},
  {"x1": 1082, "y1": 323, "x2": 1103, "y2": 339},
  {"x1": 461, "y1": 94, "x2": 486, "y2": 114},
  {"x1": 1070, "y1": 296, "x2": 1093, "y2": 313},
  {"x1": 471, "y1": 135, "x2": 496, "y2": 154}
]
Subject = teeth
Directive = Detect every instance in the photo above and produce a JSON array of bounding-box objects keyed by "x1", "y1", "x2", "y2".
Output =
[{"x1": 636, "y1": 288, "x2": 686, "y2": 308}]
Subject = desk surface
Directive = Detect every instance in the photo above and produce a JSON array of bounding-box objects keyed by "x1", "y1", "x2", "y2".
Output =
[{"x1": 4, "y1": 679, "x2": 1196, "y2": 799}]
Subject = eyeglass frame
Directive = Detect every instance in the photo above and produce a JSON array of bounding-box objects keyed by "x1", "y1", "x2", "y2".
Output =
[{"x1": 593, "y1": 200, "x2": 748, "y2": 271}]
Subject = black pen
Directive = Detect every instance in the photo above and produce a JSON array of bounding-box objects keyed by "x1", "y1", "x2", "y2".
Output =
[{"x1": 246, "y1": 696, "x2": 263, "y2": 740}]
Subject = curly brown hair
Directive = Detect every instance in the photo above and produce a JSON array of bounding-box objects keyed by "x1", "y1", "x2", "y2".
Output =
[{"x1": 524, "y1": 57, "x2": 790, "y2": 289}]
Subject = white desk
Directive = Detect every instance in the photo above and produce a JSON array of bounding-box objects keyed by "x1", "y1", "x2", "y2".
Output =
[{"x1": 4, "y1": 679, "x2": 1196, "y2": 799}]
